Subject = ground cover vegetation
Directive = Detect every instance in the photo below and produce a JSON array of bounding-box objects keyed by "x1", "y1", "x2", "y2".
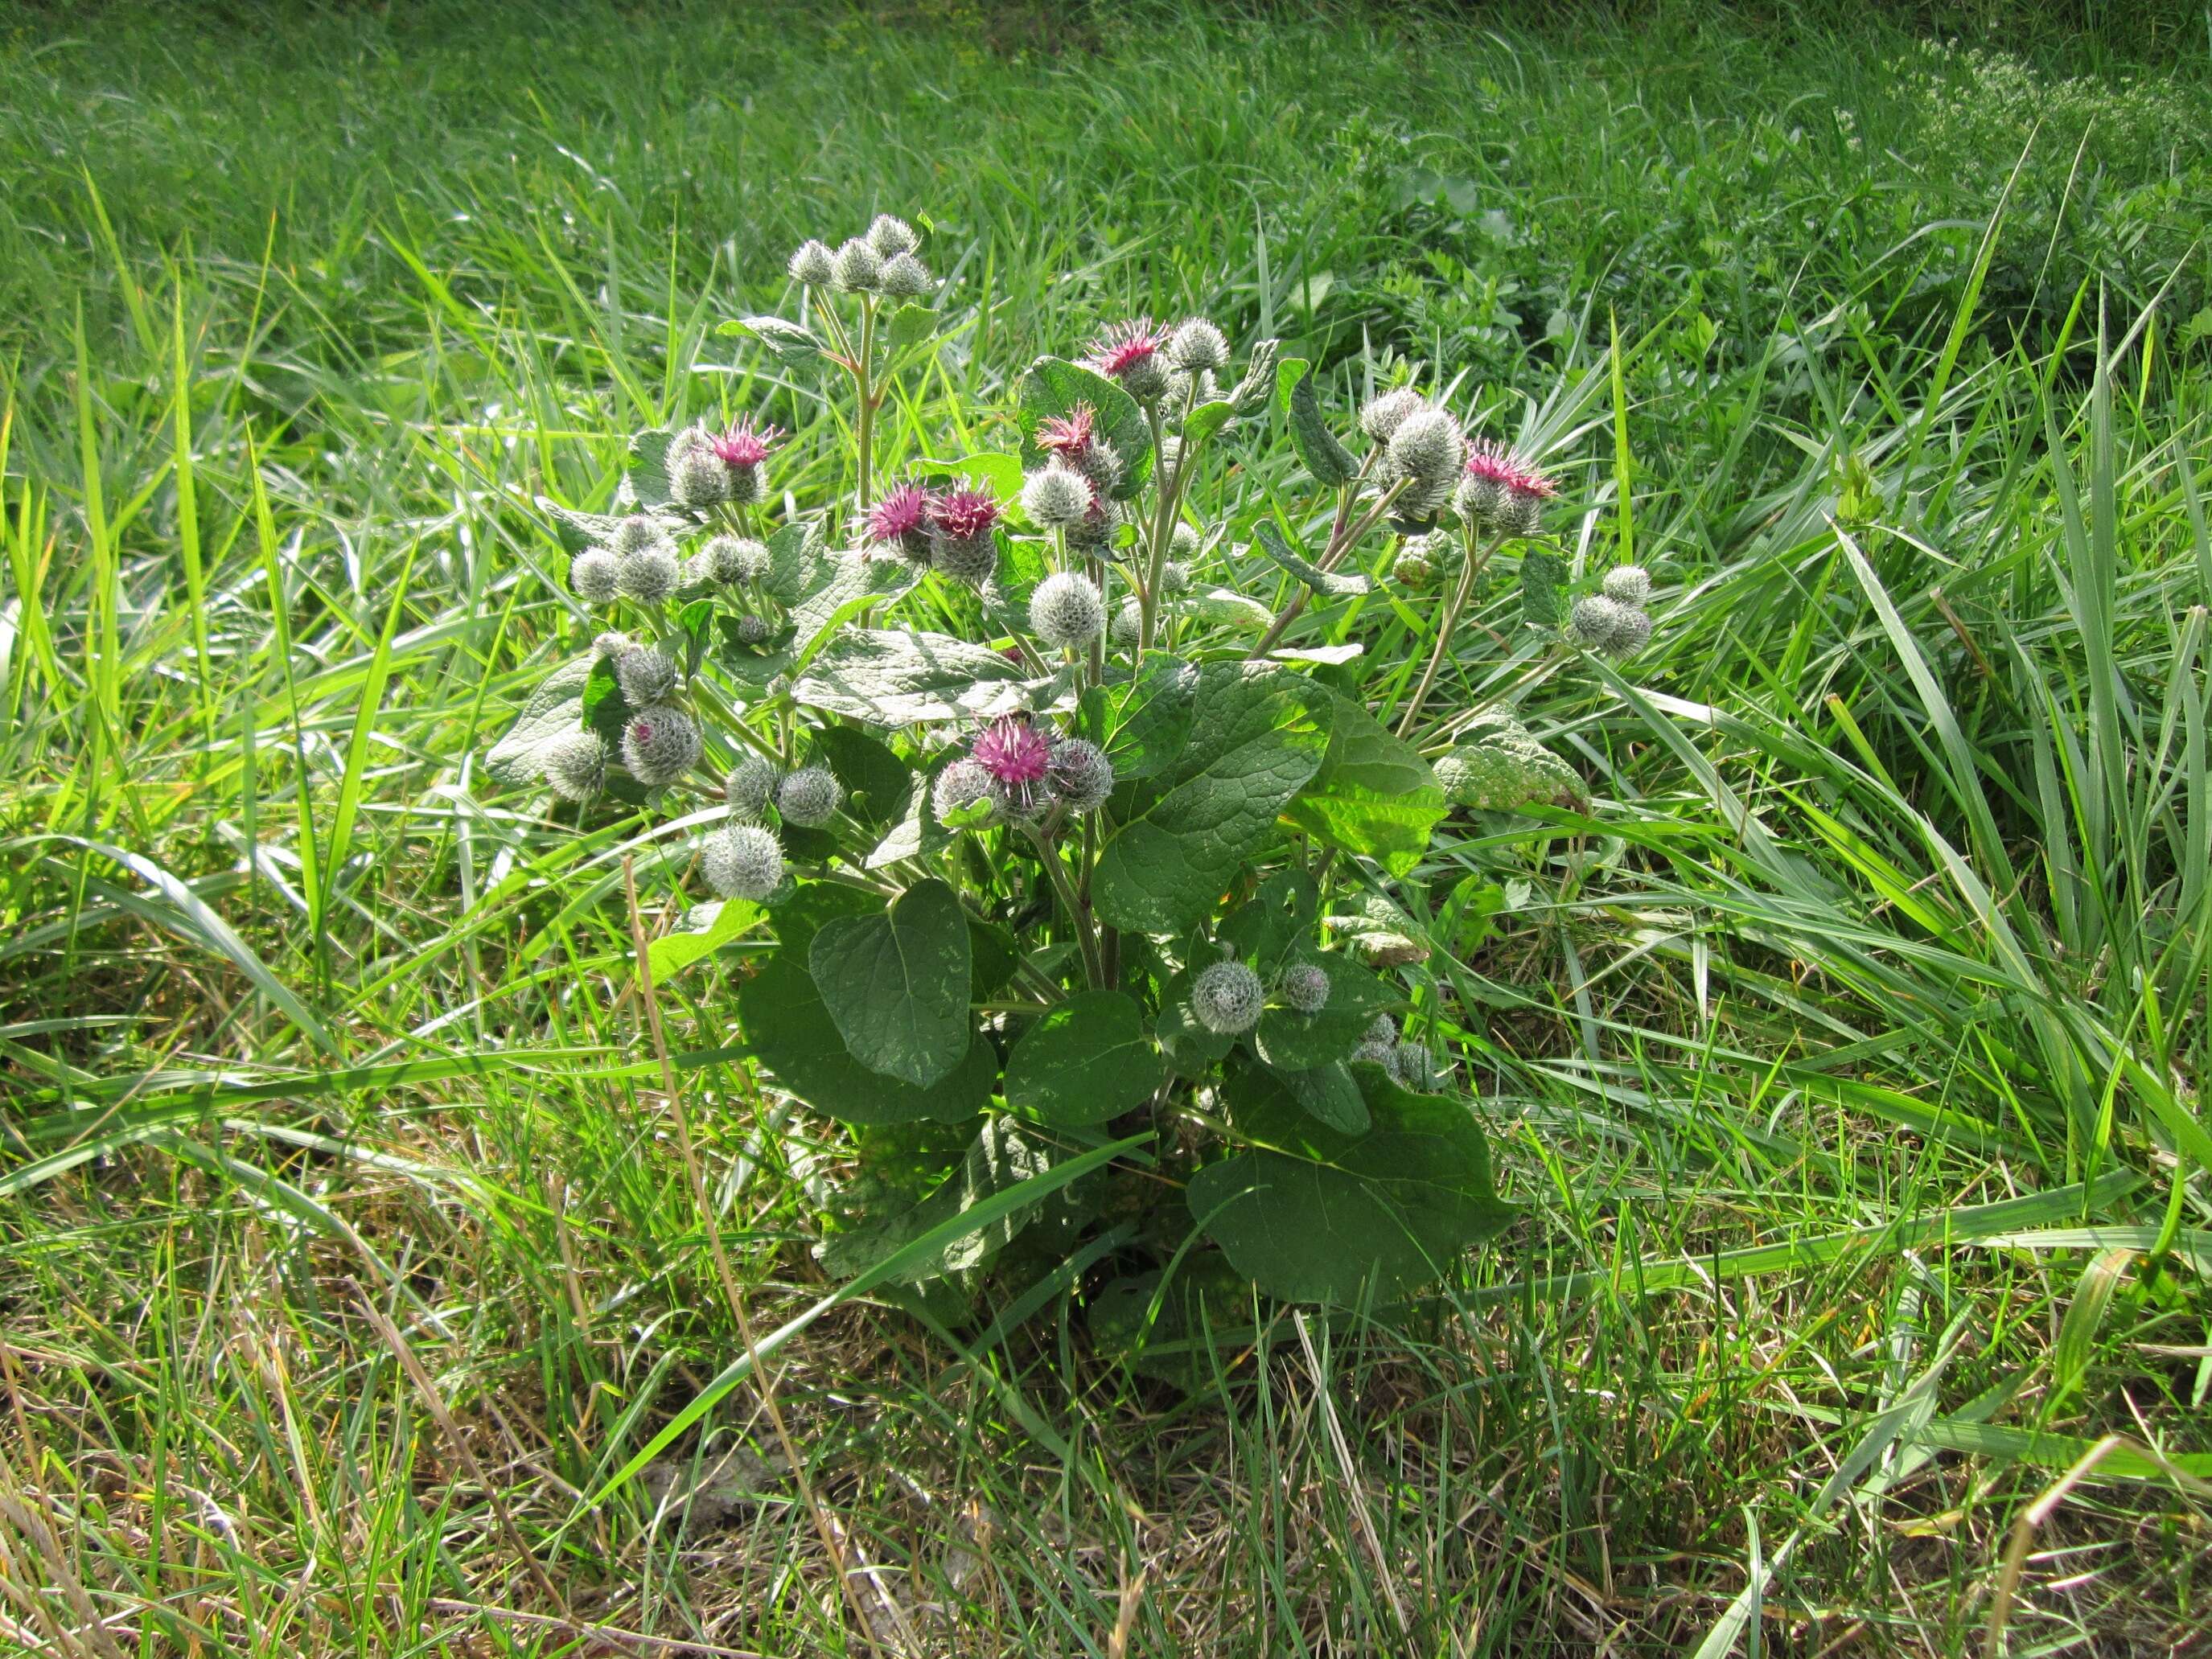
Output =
[{"x1": 2, "y1": 1, "x2": 2210, "y2": 1653}]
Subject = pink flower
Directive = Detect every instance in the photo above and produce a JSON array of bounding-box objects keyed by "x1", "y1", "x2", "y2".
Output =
[
  {"x1": 1464, "y1": 438, "x2": 1556, "y2": 499},
  {"x1": 1037, "y1": 404, "x2": 1098, "y2": 458},
  {"x1": 1086, "y1": 319, "x2": 1170, "y2": 381},
  {"x1": 972, "y1": 716, "x2": 1051, "y2": 787},
  {"x1": 929, "y1": 487, "x2": 1001, "y2": 543},
  {"x1": 710, "y1": 417, "x2": 784, "y2": 469},
  {"x1": 868, "y1": 481, "x2": 934, "y2": 545}
]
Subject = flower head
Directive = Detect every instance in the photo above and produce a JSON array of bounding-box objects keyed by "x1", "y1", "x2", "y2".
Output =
[
  {"x1": 572, "y1": 548, "x2": 620, "y2": 604},
  {"x1": 622, "y1": 704, "x2": 703, "y2": 787},
  {"x1": 866, "y1": 214, "x2": 919, "y2": 258},
  {"x1": 1167, "y1": 317, "x2": 1230, "y2": 373},
  {"x1": 1047, "y1": 738, "x2": 1115, "y2": 814},
  {"x1": 1087, "y1": 318, "x2": 1172, "y2": 399},
  {"x1": 1601, "y1": 564, "x2": 1651, "y2": 608},
  {"x1": 932, "y1": 757, "x2": 1001, "y2": 828},
  {"x1": 614, "y1": 643, "x2": 680, "y2": 707},
  {"x1": 1277, "y1": 963, "x2": 1330, "y2": 1016},
  {"x1": 1021, "y1": 463, "x2": 1093, "y2": 530},
  {"x1": 702, "y1": 824, "x2": 785, "y2": 901},
  {"x1": 868, "y1": 481, "x2": 935, "y2": 555},
  {"x1": 775, "y1": 765, "x2": 844, "y2": 827},
  {"x1": 878, "y1": 252, "x2": 933, "y2": 298},
  {"x1": 831, "y1": 238, "x2": 882, "y2": 293},
  {"x1": 929, "y1": 487, "x2": 1001, "y2": 544},
  {"x1": 724, "y1": 755, "x2": 781, "y2": 821},
  {"x1": 1192, "y1": 960, "x2": 1264, "y2": 1034},
  {"x1": 1387, "y1": 408, "x2": 1467, "y2": 485},
  {"x1": 1360, "y1": 388, "x2": 1428, "y2": 446},
  {"x1": 1030, "y1": 571, "x2": 1106, "y2": 651},
  {"x1": 1037, "y1": 404, "x2": 1097, "y2": 458},
  {"x1": 711, "y1": 418, "x2": 784, "y2": 470},
  {"x1": 544, "y1": 730, "x2": 610, "y2": 802},
  {"x1": 788, "y1": 239, "x2": 836, "y2": 286},
  {"x1": 972, "y1": 716, "x2": 1052, "y2": 788},
  {"x1": 1463, "y1": 438, "x2": 1555, "y2": 499}
]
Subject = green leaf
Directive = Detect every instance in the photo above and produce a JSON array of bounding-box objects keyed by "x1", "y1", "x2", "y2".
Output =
[
  {"x1": 1182, "y1": 400, "x2": 1235, "y2": 449},
  {"x1": 1004, "y1": 990, "x2": 1166, "y2": 1127},
  {"x1": 794, "y1": 628, "x2": 1038, "y2": 725},
  {"x1": 919, "y1": 452, "x2": 1025, "y2": 500},
  {"x1": 1155, "y1": 967, "x2": 1236, "y2": 1077},
  {"x1": 1226, "y1": 339, "x2": 1280, "y2": 417},
  {"x1": 1277, "y1": 1060, "x2": 1369, "y2": 1134},
  {"x1": 817, "y1": 1119, "x2": 1054, "y2": 1285},
  {"x1": 723, "y1": 314, "x2": 824, "y2": 364},
  {"x1": 1252, "y1": 520, "x2": 1370, "y2": 597},
  {"x1": 1188, "y1": 1065, "x2": 1514, "y2": 1304},
  {"x1": 1092, "y1": 655, "x2": 1199, "y2": 782},
  {"x1": 786, "y1": 559, "x2": 921, "y2": 680},
  {"x1": 579, "y1": 655, "x2": 631, "y2": 748},
  {"x1": 627, "y1": 429, "x2": 674, "y2": 507},
  {"x1": 486, "y1": 657, "x2": 593, "y2": 786},
  {"x1": 649, "y1": 897, "x2": 767, "y2": 979},
  {"x1": 739, "y1": 952, "x2": 993, "y2": 1124},
  {"x1": 1215, "y1": 868, "x2": 1318, "y2": 967},
  {"x1": 676, "y1": 597, "x2": 714, "y2": 678},
  {"x1": 886, "y1": 303, "x2": 937, "y2": 354},
  {"x1": 1252, "y1": 950, "x2": 1400, "y2": 1071},
  {"x1": 808, "y1": 879, "x2": 973, "y2": 1088},
  {"x1": 1519, "y1": 547, "x2": 1568, "y2": 629},
  {"x1": 762, "y1": 517, "x2": 828, "y2": 606},
  {"x1": 1282, "y1": 691, "x2": 1446, "y2": 875},
  {"x1": 813, "y1": 725, "x2": 911, "y2": 831},
  {"x1": 1015, "y1": 355, "x2": 1153, "y2": 500},
  {"x1": 542, "y1": 500, "x2": 679, "y2": 559},
  {"x1": 1093, "y1": 663, "x2": 1333, "y2": 934},
  {"x1": 1275, "y1": 355, "x2": 1310, "y2": 417},
  {"x1": 1182, "y1": 587, "x2": 1275, "y2": 630},
  {"x1": 1285, "y1": 364, "x2": 1356, "y2": 487}
]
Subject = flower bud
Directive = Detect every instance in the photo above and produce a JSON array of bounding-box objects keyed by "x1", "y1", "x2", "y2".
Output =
[
  {"x1": 1608, "y1": 606, "x2": 1653, "y2": 658},
  {"x1": 1363, "y1": 1012, "x2": 1397, "y2": 1045},
  {"x1": 544, "y1": 730, "x2": 610, "y2": 801},
  {"x1": 865, "y1": 214, "x2": 919, "y2": 258},
  {"x1": 1192, "y1": 960, "x2": 1264, "y2": 1035},
  {"x1": 614, "y1": 643, "x2": 680, "y2": 706},
  {"x1": 672, "y1": 450, "x2": 730, "y2": 508},
  {"x1": 776, "y1": 764, "x2": 843, "y2": 827},
  {"x1": 1351, "y1": 1037, "x2": 1396, "y2": 1067},
  {"x1": 1503, "y1": 487, "x2": 1545, "y2": 540},
  {"x1": 1388, "y1": 1041, "x2": 1440, "y2": 1091},
  {"x1": 735, "y1": 614, "x2": 772, "y2": 644},
  {"x1": 1064, "y1": 495, "x2": 1120, "y2": 552},
  {"x1": 1030, "y1": 572, "x2": 1106, "y2": 651},
  {"x1": 572, "y1": 548, "x2": 620, "y2": 603},
  {"x1": 1601, "y1": 564, "x2": 1651, "y2": 608},
  {"x1": 610, "y1": 515, "x2": 666, "y2": 559},
  {"x1": 724, "y1": 462, "x2": 768, "y2": 507},
  {"x1": 1359, "y1": 388, "x2": 1426, "y2": 445},
  {"x1": 931, "y1": 533, "x2": 997, "y2": 585},
  {"x1": 1276, "y1": 963, "x2": 1330, "y2": 1015},
  {"x1": 1392, "y1": 545, "x2": 1437, "y2": 588},
  {"x1": 1167, "y1": 317, "x2": 1229, "y2": 372},
  {"x1": 932, "y1": 757, "x2": 1000, "y2": 827},
  {"x1": 1047, "y1": 738, "x2": 1115, "y2": 813},
  {"x1": 1111, "y1": 597, "x2": 1143, "y2": 645},
  {"x1": 1169, "y1": 522, "x2": 1200, "y2": 559},
  {"x1": 621, "y1": 704, "x2": 702, "y2": 786},
  {"x1": 725, "y1": 755, "x2": 780, "y2": 820},
  {"x1": 617, "y1": 543, "x2": 680, "y2": 604},
  {"x1": 878, "y1": 253, "x2": 932, "y2": 298},
  {"x1": 831, "y1": 237, "x2": 883, "y2": 293},
  {"x1": 1021, "y1": 463, "x2": 1092, "y2": 530},
  {"x1": 1455, "y1": 471, "x2": 1505, "y2": 529},
  {"x1": 592, "y1": 630, "x2": 632, "y2": 658},
  {"x1": 702, "y1": 823, "x2": 785, "y2": 901},
  {"x1": 704, "y1": 533, "x2": 770, "y2": 585},
  {"x1": 1072, "y1": 437, "x2": 1124, "y2": 495},
  {"x1": 1387, "y1": 408, "x2": 1466, "y2": 485},
  {"x1": 788, "y1": 239, "x2": 836, "y2": 285},
  {"x1": 1572, "y1": 594, "x2": 1629, "y2": 651}
]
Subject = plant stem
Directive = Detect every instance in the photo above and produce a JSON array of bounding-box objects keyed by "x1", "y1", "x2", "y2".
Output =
[
  {"x1": 1032, "y1": 827, "x2": 1104, "y2": 988},
  {"x1": 1393, "y1": 530, "x2": 1500, "y2": 739},
  {"x1": 853, "y1": 295, "x2": 878, "y2": 521},
  {"x1": 1249, "y1": 473, "x2": 1412, "y2": 658}
]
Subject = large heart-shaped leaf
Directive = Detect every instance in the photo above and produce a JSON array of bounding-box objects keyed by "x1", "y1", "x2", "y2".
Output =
[
  {"x1": 1282, "y1": 691, "x2": 1446, "y2": 875},
  {"x1": 1004, "y1": 990, "x2": 1166, "y2": 1127},
  {"x1": 1014, "y1": 355, "x2": 1153, "y2": 500},
  {"x1": 796, "y1": 628, "x2": 1038, "y2": 725},
  {"x1": 1187, "y1": 1065, "x2": 1515, "y2": 1304},
  {"x1": 808, "y1": 879, "x2": 973, "y2": 1087},
  {"x1": 738, "y1": 951, "x2": 992, "y2": 1124},
  {"x1": 1252, "y1": 950, "x2": 1400, "y2": 1072},
  {"x1": 1093, "y1": 663, "x2": 1333, "y2": 934}
]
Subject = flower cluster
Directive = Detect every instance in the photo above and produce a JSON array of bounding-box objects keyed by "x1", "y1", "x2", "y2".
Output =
[
  {"x1": 1571, "y1": 564, "x2": 1655, "y2": 658},
  {"x1": 789, "y1": 215, "x2": 937, "y2": 300},
  {"x1": 867, "y1": 481, "x2": 1004, "y2": 581},
  {"x1": 935, "y1": 716, "x2": 1115, "y2": 830}
]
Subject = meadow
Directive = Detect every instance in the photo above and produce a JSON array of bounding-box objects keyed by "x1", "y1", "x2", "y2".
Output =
[{"x1": 3, "y1": 2, "x2": 2210, "y2": 1653}]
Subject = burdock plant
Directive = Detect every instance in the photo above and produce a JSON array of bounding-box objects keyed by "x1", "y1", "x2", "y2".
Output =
[{"x1": 481, "y1": 215, "x2": 1638, "y2": 1324}]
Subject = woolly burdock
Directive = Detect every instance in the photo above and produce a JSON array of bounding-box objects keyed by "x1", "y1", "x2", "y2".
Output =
[
  {"x1": 544, "y1": 730, "x2": 610, "y2": 802},
  {"x1": 1192, "y1": 960, "x2": 1265, "y2": 1035},
  {"x1": 702, "y1": 824, "x2": 785, "y2": 901},
  {"x1": 865, "y1": 214, "x2": 919, "y2": 258},
  {"x1": 775, "y1": 765, "x2": 844, "y2": 827},
  {"x1": 571, "y1": 548, "x2": 620, "y2": 604},
  {"x1": 1167, "y1": 318, "x2": 1229, "y2": 373},
  {"x1": 724, "y1": 755, "x2": 780, "y2": 821},
  {"x1": 1359, "y1": 388, "x2": 1427, "y2": 446},
  {"x1": 1276, "y1": 963, "x2": 1330, "y2": 1016},
  {"x1": 1021, "y1": 463, "x2": 1092, "y2": 530},
  {"x1": 613, "y1": 643, "x2": 679, "y2": 707},
  {"x1": 616, "y1": 542, "x2": 680, "y2": 604},
  {"x1": 1087, "y1": 318, "x2": 1173, "y2": 401},
  {"x1": 971, "y1": 717, "x2": 1054, "y2": 820},
  {"x1": 928, "y1": 488, "x2": 1001, "y2": 583},
  {"x1": 868, "y1": 482, "x2": 937, "y2": 562},
  {"x1": 621, "y1": 704, "x2": 702, "y2": 787},
  {"x1": 1602, "y1": 564, "x2": 1651, "y2": 608},
  {"x1": 1388, "y1": 408, "x2": 1466, "y2": 485},
  {"x1": 932, "y1": 757, "x2": 1000, "y2": 827},
  {"x1": 1047, "y1": 738, "x2": 1115, "y2": 814},
  {"x1": 787, "y1": 239, "x2": 836, "y2": 286},
  {"x1": 830, "y1": 237, "x2": 882, "y2": 293},
  {"x1": 1030, "y1": 571, "x2": 1106, "y2": 651}
]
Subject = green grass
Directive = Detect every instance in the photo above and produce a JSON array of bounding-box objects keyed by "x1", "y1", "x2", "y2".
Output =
[{"x1": 3, "y1": 2, "x2": 2210, "y2": 1653}]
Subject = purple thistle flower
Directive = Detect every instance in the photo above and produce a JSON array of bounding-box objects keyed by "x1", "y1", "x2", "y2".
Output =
[
  {"x1": 928, "y1": 487, "x2": 1001, "y2": 544},
  {"x1": 710, "y1": 418, "x2": 784, "y2": 470},
  {"x1": 868, "y1": 482, "x2": 935, "y2": 556},
  {"x1": 972, "y1": 716, "x2": 1055, "y2": 817}
]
